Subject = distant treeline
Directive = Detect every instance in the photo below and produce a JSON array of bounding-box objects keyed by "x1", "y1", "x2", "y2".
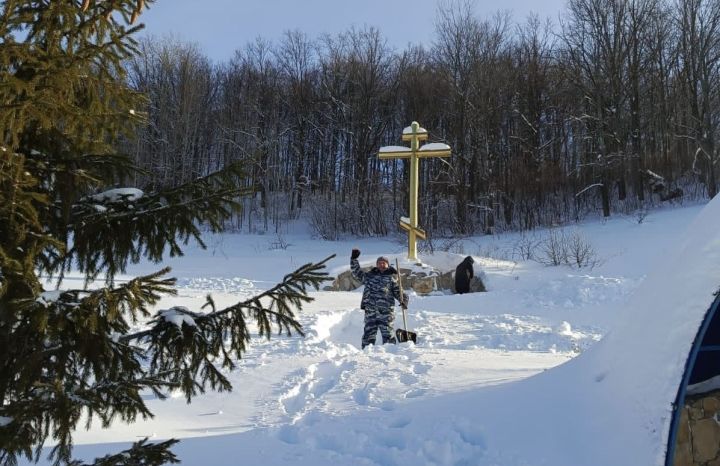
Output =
[{"x1": 123, "y1": 0, "x2": 719, "y2": 238}]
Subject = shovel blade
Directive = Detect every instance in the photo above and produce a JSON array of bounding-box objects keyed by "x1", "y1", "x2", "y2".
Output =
[{"x1": 396, "y1": 328, "x2": 417, "y2": 344}]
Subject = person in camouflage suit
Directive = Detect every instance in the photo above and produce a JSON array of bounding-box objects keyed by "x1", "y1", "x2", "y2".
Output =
[{"x1": 350, "y1": 249, "x2": 408, "y2": 349}]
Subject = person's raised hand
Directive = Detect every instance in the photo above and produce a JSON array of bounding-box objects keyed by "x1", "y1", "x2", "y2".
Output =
[{"x1": 351, "y1": 248, "x2": 361, "y2": 260}]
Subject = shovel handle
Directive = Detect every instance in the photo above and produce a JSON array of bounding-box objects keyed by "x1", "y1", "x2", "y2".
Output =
[{"x1": 395, "y1": 259, "x2": 409, "y2": 332}]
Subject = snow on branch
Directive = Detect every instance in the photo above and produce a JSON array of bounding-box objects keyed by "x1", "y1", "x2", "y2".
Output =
[
  {"x1": 575, "y1": 183, "x2": 604, "y2": 197},
  {"x1": 87, "y1": 187, "x2": 144, "y2": 203},
  {"x1": 158, "y1": 307, "x2": 199, "y2": 329}
]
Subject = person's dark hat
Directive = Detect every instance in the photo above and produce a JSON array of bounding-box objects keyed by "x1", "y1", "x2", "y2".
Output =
[{"x1": 377, "y1": 256, "x2": 390, "y2": 264}]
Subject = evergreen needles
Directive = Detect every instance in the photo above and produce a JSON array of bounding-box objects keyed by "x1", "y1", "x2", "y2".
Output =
[{"x1": 0, "y1": 1, "x2": 333, "y2": 464}]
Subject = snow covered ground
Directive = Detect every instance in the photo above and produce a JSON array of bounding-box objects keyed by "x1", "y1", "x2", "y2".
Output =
[{"x1": 24, "y1": 200, "x2": 716, "y2": 466}]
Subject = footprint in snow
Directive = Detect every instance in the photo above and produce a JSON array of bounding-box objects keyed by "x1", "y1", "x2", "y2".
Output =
[
  {"x1": 454, "y1": 420, "x2": 486, "y2": 447},
  {"x1": 377, "y1": 430, "x2": 406, "y2": 448},
  {"x1": 412, "y1": 362, "x2": 431, "y2": 375},
  {"x1": 279, "y1": 359, "x2": 357, "y2": 418},
  {"x1": 399, "y1": 373, "x2": 418, "y2": 385},
  {"x1": 352, "y1": 384, "x2": 372, "y2": 406},
  {"x1": 379, "y1": 400, "x2": 396, "y2": 411},
  {"x1": 404, "y1": 388, "x2": 428, "y2": 398},
  {"x1": 389, "y1": 416, "x2": 412, "y2": 428},
  {"x1": 276, "y1": 424, "x2": 301, "y2": 444}
]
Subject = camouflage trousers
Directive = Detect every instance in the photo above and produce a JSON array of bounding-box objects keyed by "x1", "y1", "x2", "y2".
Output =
[{"x1": 362, "y1": 307, "x2": 396, "y2": 349}]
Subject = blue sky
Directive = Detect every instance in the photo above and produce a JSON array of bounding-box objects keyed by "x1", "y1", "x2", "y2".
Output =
[{"x1": 138, "y1": 0, "x2": 567, "y2": 62}]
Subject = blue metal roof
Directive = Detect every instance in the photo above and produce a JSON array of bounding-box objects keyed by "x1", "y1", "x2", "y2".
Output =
[{"x1": 665, "y1": 289, "x2": 720, "y2": 465}]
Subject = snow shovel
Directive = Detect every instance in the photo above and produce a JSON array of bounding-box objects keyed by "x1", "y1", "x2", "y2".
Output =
[{"x1": 395, "y1": 259, "x2": 417, "y2": 344}]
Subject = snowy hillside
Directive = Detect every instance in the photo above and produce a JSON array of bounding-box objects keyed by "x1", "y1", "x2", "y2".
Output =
[{"x1": 24, "y1": 200, "x2": 716, "y2": 466}]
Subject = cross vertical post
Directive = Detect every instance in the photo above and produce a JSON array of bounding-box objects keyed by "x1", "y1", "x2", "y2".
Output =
[{"x1": 378, "y1": 121, "x2": 451, "y2": 261}]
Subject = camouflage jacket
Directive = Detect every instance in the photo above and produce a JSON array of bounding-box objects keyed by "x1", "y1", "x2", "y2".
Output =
[{"x1": 351, "y1": 258, "x2": 405, "y2": 312}]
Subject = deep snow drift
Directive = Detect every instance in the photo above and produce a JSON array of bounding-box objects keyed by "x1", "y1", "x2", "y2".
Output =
[{"x1": 23, "y1": 199, "x2": 718, "y2": 466}]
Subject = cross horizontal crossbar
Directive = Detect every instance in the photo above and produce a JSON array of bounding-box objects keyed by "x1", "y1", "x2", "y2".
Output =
[{"x1": 402, "y1": 133, "x2": 428, "y2": 142}]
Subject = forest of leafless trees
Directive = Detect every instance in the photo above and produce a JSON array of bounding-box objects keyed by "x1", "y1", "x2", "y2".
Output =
[{"x1": 122, "y1": 0, "x2": 720, "y2": 239}]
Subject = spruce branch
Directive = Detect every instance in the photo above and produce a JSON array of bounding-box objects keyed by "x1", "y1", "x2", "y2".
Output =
[
  {"x1": 62, "y1": 162, "x2": 250, "y2": 284},
  {"x1": 67, "y1": 438, "x2": 180, "y2": 466},
  {"x1": 0, "y1": 267, "x2": 179, "y2": 465},
  {"x1": 123, "y1": 255, "x2": 336, "y2": 401}
]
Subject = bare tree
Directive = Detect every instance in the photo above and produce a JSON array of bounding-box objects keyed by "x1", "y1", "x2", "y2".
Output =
[
  {"x1": 117, "y1": 0, "x2": 715, "y2": 241},
  {"x1": 316, "y1": 27, "x2": 399, "y2": 235},
  {"x1": 275, "y1": 30, "x2": 320, "y2": 214},
  {"x1": 433, "y1": 1, "x2": 512, "y2": 233},
  {"x1": 561, "y1": 0, "x2": 637, "y2": 217},
  {"x1": 128, "y1": 38, "x2": 219, "y2": 188},
  {"x1": 673, "y1": 0, "x2": 720, "y2": 198},
  {"x1": 506, "y1": 14, "x2": 563, "y2": 229},
  {"x1": 216, "y1": 38, "x2": 287, "y2": 233}
]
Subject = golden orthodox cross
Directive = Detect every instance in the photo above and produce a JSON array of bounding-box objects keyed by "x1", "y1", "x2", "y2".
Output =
[{"x1": 378, "y1": 121, "x2": 451, "y2": 261}]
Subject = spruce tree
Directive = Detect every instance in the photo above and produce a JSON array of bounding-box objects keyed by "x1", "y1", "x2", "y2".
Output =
[{"x1": 0, "y1": 1, "x2": 333, "y2": 465}]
